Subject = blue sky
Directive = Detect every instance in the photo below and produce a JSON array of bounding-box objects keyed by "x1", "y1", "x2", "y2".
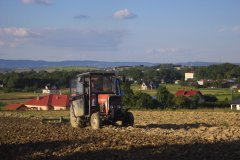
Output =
[{"x1": 0, "y1": 0, "x2": 240, "y2": 63}]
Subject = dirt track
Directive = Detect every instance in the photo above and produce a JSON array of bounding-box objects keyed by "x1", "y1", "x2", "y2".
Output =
[{"x1": 0, "y1": 110, "x2": 240, "y2": 160}]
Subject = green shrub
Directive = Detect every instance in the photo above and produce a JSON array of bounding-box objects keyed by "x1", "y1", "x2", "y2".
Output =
[
  {"x1": 134, "y1": 92, "x2": 156, "y2": 109},
  {"x1": 198, "y1": 101, "x2": 229, "y2": 108}
]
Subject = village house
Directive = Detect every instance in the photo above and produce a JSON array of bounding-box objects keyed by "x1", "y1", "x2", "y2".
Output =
[
  {"x1": 231, "y1": 84, "x2": 240, "y2": 93},
  {"x1": 141, "y1": 82, "x2": 150, "y2": 90},
  {"x1": 197, "y1": 80, "x2": 205, "y2": 86},
  {"x1": 24, "y1": 94, "x2": 69, "y2": 110},
  {"x1": 176, "y1": 90, "x2": 205, "y2": 103},
  {"x1": 175, "y1": 80, "x2": 181, "y2": 84},
  {"x1": 42, "y1": 84, "x2": 60, "y2": 94},
  {"x1": 174, "y1": 66, "x2": 182, "y2": 71},
  {"x1": 140, "y1": 81, "x2": 159, "y2": 90},
  {"x1": 230, "y1": 98, "x2": 240, "y2": 110}
]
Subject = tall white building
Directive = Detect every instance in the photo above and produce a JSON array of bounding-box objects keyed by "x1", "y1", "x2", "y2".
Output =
[{"x1": 185, "y1": 72, "x2": 194, "y2": 81}]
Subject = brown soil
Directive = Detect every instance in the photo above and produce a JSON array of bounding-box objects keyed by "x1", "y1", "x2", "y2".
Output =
[{"x1": 0, "y1": 110, "x2": 240, "y2": 160}]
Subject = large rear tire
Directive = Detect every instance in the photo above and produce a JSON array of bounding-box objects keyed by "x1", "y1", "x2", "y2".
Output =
[
  {"x1": 122, "y1": 111, "x2": 134, "y2": 127},
  {"x1": 90, "y1": 112, "x2": 101, "y2": 129},
  {"x1": 70, "y1": 105, "x2": 84, "y2": 128}
]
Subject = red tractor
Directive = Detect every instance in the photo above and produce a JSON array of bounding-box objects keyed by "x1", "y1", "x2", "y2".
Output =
[{"x1": 69, "y1": 72, "x2": 134, "y2": 129}]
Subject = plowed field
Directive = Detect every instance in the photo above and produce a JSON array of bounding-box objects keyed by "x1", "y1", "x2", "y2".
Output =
[{"x1": 0, "y1": 110, "x2": 240, "y2": 160}]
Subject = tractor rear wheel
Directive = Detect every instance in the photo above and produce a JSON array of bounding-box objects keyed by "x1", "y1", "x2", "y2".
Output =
[
  {"x1": 90, "y1": 112, "x2": 101, "y2": 129},
  {"x1": 70, "y1": 105, "x2": 84, "y2": 128},
  {"x1": 122, "y1": 111, "x2": 134, "y2": 127}
]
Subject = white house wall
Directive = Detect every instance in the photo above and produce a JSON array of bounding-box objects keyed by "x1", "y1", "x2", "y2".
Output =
[
  {"x1": 25, "y1": 105, "x2": 49, "y2": 110},
  {"x1": 54, "y1": 106, "x2": 66, "y2": 110}
]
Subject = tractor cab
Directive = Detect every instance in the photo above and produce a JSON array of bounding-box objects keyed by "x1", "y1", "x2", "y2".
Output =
[{"x1": 70, "y1": 72, "x2": 134, "y2": 129}]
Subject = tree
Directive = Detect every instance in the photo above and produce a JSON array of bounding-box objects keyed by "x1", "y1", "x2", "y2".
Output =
[
  {"x1": 191, "y1": 94, "x2": 201, "y2": 108},
  {"x1": 143, "y1": 69, "x2": 160, "y2": 82},
  {"x1": 121, "y1": 82, "x2": 135, "y2": 107},
  {"x1": 120, "y1": 67, "x2": 143, "y2": 83},
  {"x1": 156, "y1": 86, "x2": 173, "y2": 108}
]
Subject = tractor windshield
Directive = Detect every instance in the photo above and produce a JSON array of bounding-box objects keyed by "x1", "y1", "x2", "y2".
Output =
[{"x1": 91, "y1": 75, "x2": 114, "y2": 93}]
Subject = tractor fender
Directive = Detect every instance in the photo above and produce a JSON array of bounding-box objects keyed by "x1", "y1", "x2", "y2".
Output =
[{"x1": 124, "y1": 107, "x2": 130, "y2": 112}]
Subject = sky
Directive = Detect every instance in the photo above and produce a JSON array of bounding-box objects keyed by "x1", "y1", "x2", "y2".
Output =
[{"x1": 0, "y1": 0, "x2": 240, "y2": 63}]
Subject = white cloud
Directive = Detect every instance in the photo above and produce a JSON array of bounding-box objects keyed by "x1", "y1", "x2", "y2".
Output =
[
  {"x1": 113, "y1": 9, "x2": 136, "y2": 20},
  {"x1": 0, "y1": 27, "x2": 30, "y2": 37},
  {"x1": 217, "y1": 25, "x2": 240, "y2": 33},
  {"x1": 0, "y1": 27, "x2": 126, "y2": 51},
  {"x1": 21, "y1": 0, "x2": 53, "y2": 5},
  {"x1": 0, "y1": 27, "x2": 38, "y2": 47}
]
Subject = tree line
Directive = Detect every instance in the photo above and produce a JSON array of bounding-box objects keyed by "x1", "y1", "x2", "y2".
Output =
[
  {"x1": 0, "y1": 63, "x2": 240, "y2": 92},
  {"x1": 195, "y1": 63, "x2": 240, "y2": 80},
  {"x1": 119, "y1": 65, "x2": 183, "y2": 83},
  {"x1": 0, "y1": 70, "x2": 81, "y2": 92},
  {"x1": 119, "y1": 63, "x2": 240, "y2": 85}
]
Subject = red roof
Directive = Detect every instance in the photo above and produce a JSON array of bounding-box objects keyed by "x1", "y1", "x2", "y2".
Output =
[
  {"x1": 4, "y1": 104, "x2": 27, "y2": 110},
  {"x1": 50, "y1": 94, "x2": 70, "y2": 107},
  {"x1": 176, "y1": 90, "x2": 186, "y2": 95},
  {"x1": 176, "y1": 90, "x2": 202, "y2": 97},
  {"x1": 24, "y1": 94, "x2": 69, "y2": 108},
  {"x1": 24, "y1": 95, "x2": 50, "y2": 106}
]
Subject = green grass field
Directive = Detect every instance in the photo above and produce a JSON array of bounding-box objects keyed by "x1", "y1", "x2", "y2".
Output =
[
  {"x1": 0, "y1": 90, "x2": 38, "y2": 104},
  {"x1": 131, "y1": 84, "x2": 232, "y2": 101}
]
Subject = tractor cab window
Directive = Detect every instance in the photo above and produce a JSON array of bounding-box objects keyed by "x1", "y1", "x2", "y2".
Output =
[
  {"x1": 91, "y1": 75, "x2": 114, "y2": 93},
  {"x1": 70, "y1": 77, "x2": 84, "y2": 96}
]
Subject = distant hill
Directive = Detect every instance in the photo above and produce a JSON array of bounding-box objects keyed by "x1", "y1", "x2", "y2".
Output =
[
  {"x1": 177, "y1": 61, "x2": 240, "y2": 66},
  {"x1": 176, "y1": 61, "x2": 220, "y2": 66},
  {"x1": 0, "y1": 59, "x2": 156, "y2": 69},
  {"x1": 0, "y1": 59, "x2": 238, "y2": 70}
]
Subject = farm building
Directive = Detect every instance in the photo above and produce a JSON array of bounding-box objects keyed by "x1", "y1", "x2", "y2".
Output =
[
  {"x1": 176, "y1": 90, "x2": 205, "y2": 103},
  {"x1": 230, "y1": 98, "x2": 240, "y2": 110},
  {"x1": 24, "y1": 94, "x2": 70, "y2": 110},
  {"x1": 4, "y1": 104, "x2": 28, "y2": 111}
]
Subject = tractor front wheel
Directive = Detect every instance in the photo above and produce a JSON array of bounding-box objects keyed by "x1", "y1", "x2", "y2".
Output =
[
  {"x1": 90, "y1": 112, "x2": 101, "y2": 129},
  {"x1": 70, "y1": 105, "x2": 85, "y2": 128},
  {"x1": 122, "y1": 111, "x2": 134, "y2": 127}
]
